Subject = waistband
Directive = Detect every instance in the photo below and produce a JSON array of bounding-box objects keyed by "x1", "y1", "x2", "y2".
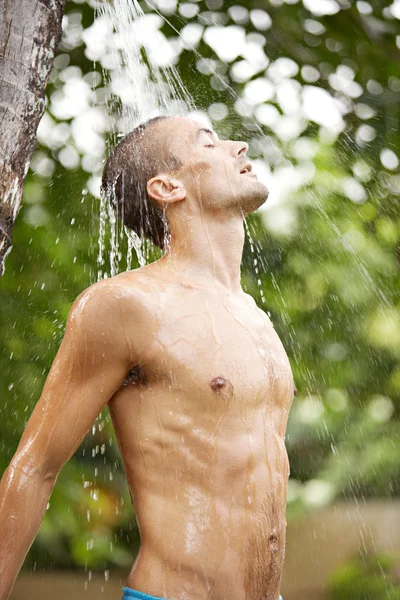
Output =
[
  {"x1": 122, "y1": 588, "x2": 166, "y2": 600},
  {"x1": 122, "y1": 588, "x2": 283, "y2": 600}
]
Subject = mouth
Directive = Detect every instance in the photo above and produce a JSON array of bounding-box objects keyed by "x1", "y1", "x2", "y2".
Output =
[
  {"x1": 240, "y1": 162, "x2": 257, "y2": 178},
  {"x1": 240, "y1": 162, "x2": 253, "y2": 175}
]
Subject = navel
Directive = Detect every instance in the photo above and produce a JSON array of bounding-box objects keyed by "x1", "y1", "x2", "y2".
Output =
[{"x1": 268, "y1": 529, "x2": 279, "y2": 555}]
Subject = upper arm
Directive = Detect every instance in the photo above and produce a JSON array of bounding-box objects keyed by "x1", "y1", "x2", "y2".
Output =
[{"x1": 10, "y1": 281, "x2": 135, "y2": 480}]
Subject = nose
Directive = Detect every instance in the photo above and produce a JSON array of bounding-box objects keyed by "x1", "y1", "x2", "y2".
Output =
[{"x1": 233, "y1": 140, "x2": 248, "y2": 157}]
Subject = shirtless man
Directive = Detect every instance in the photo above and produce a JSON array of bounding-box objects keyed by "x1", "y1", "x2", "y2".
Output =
[{"x1": 0, "y1": 116, "x2": 295, "y2": 600}]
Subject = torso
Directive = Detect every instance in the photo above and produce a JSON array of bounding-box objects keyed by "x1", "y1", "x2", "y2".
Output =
[{"x1": 108, "y1": 267, "x2": 295, "y2": 600}]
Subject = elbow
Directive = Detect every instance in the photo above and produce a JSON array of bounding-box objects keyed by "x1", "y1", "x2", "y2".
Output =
[{"x1": 7, "y1": 457, "x2": 59, "y2": 487}]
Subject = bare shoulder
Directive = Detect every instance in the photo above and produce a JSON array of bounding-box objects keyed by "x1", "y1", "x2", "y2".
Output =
[
  {"x1": 66, "y1": 268, "x2": 160, "y2": 359},
  {"x1": 68, "y1": 278, "x2": 126, "y2": 328},
  {"x1": 69, "y1": 270, "x2": 152, "y2": 322}
]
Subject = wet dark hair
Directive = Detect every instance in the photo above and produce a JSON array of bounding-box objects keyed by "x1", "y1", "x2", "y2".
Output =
[{"x1": 101, "y1": 116, "x2": 182, "y2": 249}]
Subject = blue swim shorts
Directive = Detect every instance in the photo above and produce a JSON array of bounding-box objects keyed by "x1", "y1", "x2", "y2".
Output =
[
  {"x1": 122, "y1": 590, "x2": 165, "y2": 600},
  {"x1": 122, "y1": 587, "x2": 283, "y2": 600}
]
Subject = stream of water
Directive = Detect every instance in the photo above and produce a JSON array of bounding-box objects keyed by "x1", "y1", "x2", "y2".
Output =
[
  {"x1": 93, "y1": 0, "x2": 390, "y2": 324},
  {"x1": 93, "y1": 0, "x2": 276, "y2": 287},
  {"x1": 95, "y1": 0, "x2": 195, "y2": 278}
]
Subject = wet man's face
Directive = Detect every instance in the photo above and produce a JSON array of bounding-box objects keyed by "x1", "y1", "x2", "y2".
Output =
[{"x1": 154, "y1": 117, "x2": 269, "y2": 217}]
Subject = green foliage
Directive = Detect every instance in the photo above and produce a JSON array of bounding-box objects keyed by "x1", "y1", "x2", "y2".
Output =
[
  {"x1": 0, "y1": 0, "x2": 399, "y2": 572},
  {"x1": 329, "y1": 553, "x2": 400, "y2": 600}
]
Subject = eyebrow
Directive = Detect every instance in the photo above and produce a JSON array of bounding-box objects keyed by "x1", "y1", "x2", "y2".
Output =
[{"x1": 194, "y1": 127, "x2": 218, "y2": 142}]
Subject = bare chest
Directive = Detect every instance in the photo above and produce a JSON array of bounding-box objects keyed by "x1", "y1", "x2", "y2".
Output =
[{"x1": 146, "y1": 293, "x2": 295, "y2": 411}]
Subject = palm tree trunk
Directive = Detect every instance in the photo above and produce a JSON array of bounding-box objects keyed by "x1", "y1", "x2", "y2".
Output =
[{"x1": 0, "y1": 0, "x2": 66, "y2": 276}]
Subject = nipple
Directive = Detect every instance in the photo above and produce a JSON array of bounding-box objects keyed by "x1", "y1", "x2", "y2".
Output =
[
  {"x1": 210, "y1": 376, "x2": 228, "y2": 392},
  {"x1": 293, "y1": 384, "x2": 297, "y2": 397}
]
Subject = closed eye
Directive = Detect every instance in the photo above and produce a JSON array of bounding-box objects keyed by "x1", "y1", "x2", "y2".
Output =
[{"x1": 205, "y1": 144, "x2": 216, "y2": 148}]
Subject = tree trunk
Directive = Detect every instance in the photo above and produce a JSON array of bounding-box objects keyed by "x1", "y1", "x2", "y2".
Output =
[{"x1": 0, "y1": 0, "x2": 66, "y2": 276}]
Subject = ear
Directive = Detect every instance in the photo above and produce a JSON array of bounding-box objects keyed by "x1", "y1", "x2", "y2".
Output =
[{"x1": 147, "y1": 175, "x2": 186, "y2": 206}]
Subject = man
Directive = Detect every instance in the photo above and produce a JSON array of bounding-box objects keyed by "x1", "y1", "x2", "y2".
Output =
[{"x1": 0, "y1": 116, "x2": 295, "y2": 600}]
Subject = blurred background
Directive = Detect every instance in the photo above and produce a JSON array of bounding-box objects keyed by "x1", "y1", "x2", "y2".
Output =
[{"x1": 0, "y1": 0, "x2": 399, "y2": 598}]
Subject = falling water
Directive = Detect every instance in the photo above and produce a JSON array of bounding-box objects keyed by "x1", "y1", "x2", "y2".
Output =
[
  {"x1": 243, "y1": 217, "x2": 266, "y2": 306},
  {"x1": 94, "y1": 0, "x2": 195, "y2": 279},
  {"x1": 92, "y1": 0, "x2": 296, "y2": 382},
  {"x1": 86, "y1": 9, "x2": 398, "y2": 591},
  {"x1": 85, "y1": 15, "x2": 200, "y2": 586},
  {"x1": 93, "y1": 0, "x2": 282, "y2": 281}
]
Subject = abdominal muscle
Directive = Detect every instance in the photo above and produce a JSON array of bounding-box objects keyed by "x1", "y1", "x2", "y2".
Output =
[{"x1": 109, "y1": 385, "x2": 289, "y2": 600}]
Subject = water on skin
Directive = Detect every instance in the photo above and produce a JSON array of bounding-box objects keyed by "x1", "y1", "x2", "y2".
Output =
[
  {"x1": 106, "y1": 266, "x2": 295, "y2": 599},
  {"x1": 96, "y1": 0, "x2": 194, "y2": 278},
  {"x1": 91, "y1": 2, "x2": 296, "y2": 598},
  {"x1": 96, "y1": 0, "x2": 286, "y2": 280},
  {"x1": 103, "y1": 125, "x2": 292, "y2": 596},
  {"x1": 195, "y1": 149, "x2": 287, "y2": 505}
]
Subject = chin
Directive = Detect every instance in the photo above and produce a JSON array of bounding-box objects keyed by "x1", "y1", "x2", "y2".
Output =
[{"x1": 241, "y1": 181, "x2": 269, "y2": 215}]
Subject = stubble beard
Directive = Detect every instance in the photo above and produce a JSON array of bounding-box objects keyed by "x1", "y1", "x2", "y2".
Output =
[{"x1": 239, "y1": 180, "x2": 270, "y2": 216}]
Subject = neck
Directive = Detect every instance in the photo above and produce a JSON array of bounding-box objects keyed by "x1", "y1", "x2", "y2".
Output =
[{"x1": 160, "y1": 211, "x2": 245, "y2": 294}]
